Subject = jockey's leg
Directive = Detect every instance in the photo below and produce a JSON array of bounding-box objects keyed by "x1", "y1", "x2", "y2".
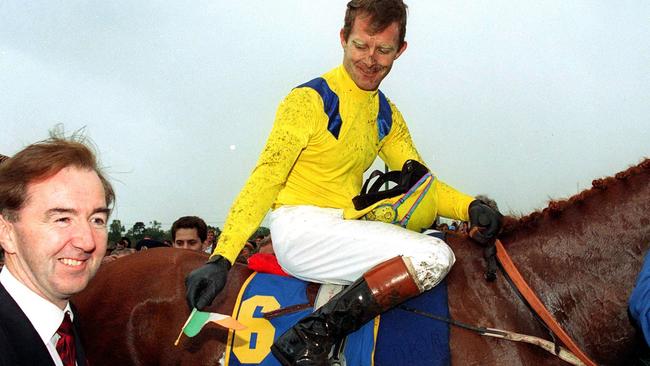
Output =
[
  {"x1": 269, "y1": 205, "x2": 454, "y2": 287},
  {"x1": 268, "y1": 205, "x2": 454, "y2": 365},
  {"x1": 271, "y1": 256, "x2": 421, "y2": 366}
]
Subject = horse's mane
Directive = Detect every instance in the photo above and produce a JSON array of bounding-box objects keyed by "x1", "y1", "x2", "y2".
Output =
[{"x1": 501, "y1": 158, "x2": 650, "y2": 234}]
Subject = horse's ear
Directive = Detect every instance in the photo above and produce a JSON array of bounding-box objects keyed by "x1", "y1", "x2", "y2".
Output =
[{"x1": 0, "y1": 214, "x2": 17, "y2": 254}]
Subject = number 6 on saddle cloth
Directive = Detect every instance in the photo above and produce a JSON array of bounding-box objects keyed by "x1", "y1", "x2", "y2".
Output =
[{"x1": 344, "y1": 159, "x2": 437, "y2": 233}]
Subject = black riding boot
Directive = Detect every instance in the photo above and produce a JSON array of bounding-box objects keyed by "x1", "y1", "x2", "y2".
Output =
[{"x1": 270, "y1": 256, "x2": 422, "y2": 366}]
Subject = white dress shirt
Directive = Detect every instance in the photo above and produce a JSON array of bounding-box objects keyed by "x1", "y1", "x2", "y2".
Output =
[{"x1": 0, "y1": 267, "x2": 74, "y2": 366}]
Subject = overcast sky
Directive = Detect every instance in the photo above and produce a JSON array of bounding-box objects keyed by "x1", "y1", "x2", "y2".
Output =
[{"x1": 2, "y1": 1, "x2": 649, "y2": 231}]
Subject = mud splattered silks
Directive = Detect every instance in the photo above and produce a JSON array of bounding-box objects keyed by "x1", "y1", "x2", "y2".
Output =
[{"x1": 213, "y1": 65, "x2": 473, "y2": 264}]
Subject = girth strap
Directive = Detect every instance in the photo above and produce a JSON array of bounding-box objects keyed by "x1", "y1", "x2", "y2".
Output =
[{"x1": 263, "y1": 282, "x2": 320, "y2": 320}]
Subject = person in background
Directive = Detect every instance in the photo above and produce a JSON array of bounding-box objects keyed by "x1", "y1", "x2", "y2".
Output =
[
  {"x1": 115, "y1": 237, "x2": 131, "y2": 251},
  {"x1": 171, "y1": 216, "x2": 208, "y2": 253},
  {"x1": 257, "y1": 235, "x2": 274, "y2": 255},
  {"x1": 629, "y1": 251, "x2": 650, "y2": 363},
  {"x1": 235, "y1": 242, "x2": 256, "y2": 264},
  {"x1": 205, "y1": 229, "x2": 217, "y2": 253},
  {"x1": 0, "y1": 133, "x2": 114, "y2": 365},
  {"x1": 135, "y1": 237, "x2": 166, "y2": 251},
  {"x1": 458, "y1": 221, "x2": 469, "y2": 235},
  {"x1": 0, "y1": 155, "x2": 6, "y2": 271},
  {"x1": 102, "y1": 236, "x2": 135, "y2": 264}
]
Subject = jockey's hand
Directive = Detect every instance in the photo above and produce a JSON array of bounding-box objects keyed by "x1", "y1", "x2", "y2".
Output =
[
  {"x1": 185, "y1": 255, "x2": 231, "y2": 310},
  {"x1": 468, "y1": 199, "x2": 503, "y2": 244}
]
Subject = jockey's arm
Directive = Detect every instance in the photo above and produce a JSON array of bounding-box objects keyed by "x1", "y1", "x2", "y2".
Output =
[
  {"x1": 212, "y1": 89, "x2": 316, "y2": 265},
  {"x1": 378, "y1": 104, "x2": 501, "y2": 241},
  {"x1": 185, "y1": 89, "x2": 316, "y2": 310}
]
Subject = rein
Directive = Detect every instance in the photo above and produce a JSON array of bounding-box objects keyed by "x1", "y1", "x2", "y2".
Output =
[
  {"x1": 399, "y1": 305, "x2": 586, "y2": 365},
  {"x1": 494, "y1": 239, "x2": 598, "y2": 366},
  {"x1": 402, "y1": 235, "x2": 598, "y2": 365}
]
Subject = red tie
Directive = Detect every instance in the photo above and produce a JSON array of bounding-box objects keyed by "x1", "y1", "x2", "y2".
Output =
[{"x1": 56, "y1": 312, "x2": 77, "y2": 366}]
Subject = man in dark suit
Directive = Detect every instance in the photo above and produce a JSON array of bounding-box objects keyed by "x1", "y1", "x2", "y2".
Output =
[{"x1": 0, "y1": 132, "x2": 114, "y2": 366}]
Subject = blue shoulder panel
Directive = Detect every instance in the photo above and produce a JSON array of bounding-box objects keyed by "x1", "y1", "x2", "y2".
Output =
[
  {"x1": 297, "y1": 77, "x2": 342, "y2": 139},
  {"x1": 297, "y1": 78, "x2": 393, "y2": 141},
  {"x1": 377, "y1": 90, "x2": 393, "y2": 141}
]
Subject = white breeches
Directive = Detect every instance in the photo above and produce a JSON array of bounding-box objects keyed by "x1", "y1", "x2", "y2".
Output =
[{"x1": 269, "y1": 205, "x2": 455, "y2": 291}]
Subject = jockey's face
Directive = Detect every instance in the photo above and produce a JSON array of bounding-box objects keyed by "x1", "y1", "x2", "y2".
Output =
[
  {"x1": 173, "y1": 228, "x2": 205, "y2": 252},
  {"x1": 340, "y1": 13, "x2": 407, "y2": 91},
  {"x1": 0, "y1": 167, "x2": 108, "y2": 309}
]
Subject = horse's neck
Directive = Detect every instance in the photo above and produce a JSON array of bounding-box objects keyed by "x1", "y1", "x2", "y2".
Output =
[
  {"x1": 496, "y1": 171, "x2": 650, "y2": 361},
  {"x1": 502, "y1": 169, "x2": 650, "y2": 338},
  {"x1": 447, "y1": 166, "x2": 649, "y2": 364},
  {"x1": 508, "y1": 170, "x2": 650, "y2": 262}
]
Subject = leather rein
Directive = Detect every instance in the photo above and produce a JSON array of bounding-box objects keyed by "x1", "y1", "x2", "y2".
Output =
[{"x1": 492, "y1": 238, "x2": 597, "y2": 366}]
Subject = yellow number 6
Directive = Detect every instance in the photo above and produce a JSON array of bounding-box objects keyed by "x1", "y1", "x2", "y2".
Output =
[{"x1": 233, "y1": 295, "x2": 281, "y2": 364}]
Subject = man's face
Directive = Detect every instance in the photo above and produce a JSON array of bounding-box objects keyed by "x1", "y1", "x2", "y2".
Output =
[
  {"x1": 340, "y1": 14, "x2": 407, "y2": 91},
  {"x1": 173, "y1": 228, "x2": 204, "y2": 252},
  {"x1": 0, "y1": 167, "x2": 109, "y2": 309}
]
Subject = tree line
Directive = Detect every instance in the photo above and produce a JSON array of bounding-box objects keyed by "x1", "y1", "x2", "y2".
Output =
[{"x1": 108, "y1": 219, "x2": 269, "y2": 246}]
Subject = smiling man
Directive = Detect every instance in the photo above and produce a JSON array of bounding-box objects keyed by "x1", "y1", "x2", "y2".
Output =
[
  {"x1": 0, "y1": 134, "x2": 114, "y2": 366},
  {"x1": 186, "y1": 1, "x2": 501, "y2": 364}
]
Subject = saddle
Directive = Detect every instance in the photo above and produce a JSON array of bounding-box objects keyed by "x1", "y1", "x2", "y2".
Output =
[
  {"x1": 223, "y1": 272, "x2": 377, "y2": 366},
  {"x1": 223, "y1": 254, "x2": 451, "y2": 366}
]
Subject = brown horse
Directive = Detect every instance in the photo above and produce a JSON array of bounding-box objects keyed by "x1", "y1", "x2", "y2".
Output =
[{"x1": 73, "y1": 158, "x2": 650, "y2": 365}]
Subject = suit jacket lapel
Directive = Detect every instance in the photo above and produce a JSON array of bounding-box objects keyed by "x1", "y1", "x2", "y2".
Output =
[
  {"x1": 71, "y1": 304, "x2": 89, "y2": 366},
  {"x1": 0, "y1": 282, "x2": 55, "y2": 366}
]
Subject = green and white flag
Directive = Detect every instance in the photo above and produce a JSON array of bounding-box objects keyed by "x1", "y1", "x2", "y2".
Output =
[{"x1": 175, "y1": 308, "x2": 245, "y2": 345}]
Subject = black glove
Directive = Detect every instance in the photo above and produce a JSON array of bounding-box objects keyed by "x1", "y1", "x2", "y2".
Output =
[
  {"x1": 468, "y1": 199, "x2": 503, "y2": 244},
  {"x1": 185, "y1": 255, "x2": 231, "y2": 310}
]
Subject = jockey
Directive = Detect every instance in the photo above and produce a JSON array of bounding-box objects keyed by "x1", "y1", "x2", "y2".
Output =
[{"x1": 185, "y1": 1, "x2": 502, "y2": 365}]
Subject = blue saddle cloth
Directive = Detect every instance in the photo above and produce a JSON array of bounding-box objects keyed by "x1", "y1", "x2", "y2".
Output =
[
  {"x1": 376, "y1": 278, "x2": 450, "y2": 366},
  {"x1": 225, "y1": 273, "x2": 376, "y2": 366},
  {"x1": 225, "y1": 272, "x2": 450, "y2": 366}
]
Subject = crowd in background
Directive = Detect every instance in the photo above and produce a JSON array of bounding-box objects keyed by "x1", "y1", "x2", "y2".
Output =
[
  {"x1": 96, "y1": 217, "x2": 272, "y2": 267},
  {"x1": 1, "y1": 219, "x2": 454, "y2": 271},
  {"x1": 92, "y1": 217, "x2": 464, "y2": 269}
]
